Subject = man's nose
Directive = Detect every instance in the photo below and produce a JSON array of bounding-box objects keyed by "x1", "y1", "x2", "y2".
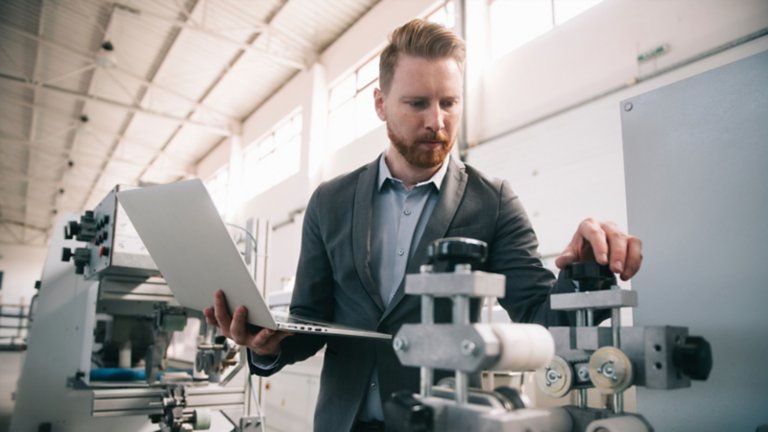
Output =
[{"x1": 424, "y1": 102, "x2": 445, "y2": 132}]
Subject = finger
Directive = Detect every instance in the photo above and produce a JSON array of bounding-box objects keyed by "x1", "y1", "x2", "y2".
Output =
[
  {"x1": 251, "y1": 329, "x2": 293, "y2": 356},
  {"x1": 229, "y1": 305, "x2": 250, "y2": 345},
  {"x1": 203, "y1": 307, "x2": 218, "y2": 326},
  {"x1": 554, "y1": 250, "x2": 576, "y2": 269},
  {"x1": 213, "y1": 290, "x2": 233, "y2": 337},
  {"x1": 620, "y1": 237, "x2": 643, "y2": 281},
  {"x1": 579, "y1": 218, "x2": 609, "y2": 264},
  {"x1": 602, "y1": 222, "x2": 628, "y2": 274},
  {"x1": 555, "y1": 230, "x2": 584, "y2": 269}
]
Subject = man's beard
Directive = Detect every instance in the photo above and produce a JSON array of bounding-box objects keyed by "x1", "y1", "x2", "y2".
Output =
[{"x1": 388, "y1": 125, "x2": 453, "y2": 169}]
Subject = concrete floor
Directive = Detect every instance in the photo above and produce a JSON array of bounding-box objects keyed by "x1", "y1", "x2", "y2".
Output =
[{"x1": 0, "y1": 351, "x2": 23, "y2": 432}]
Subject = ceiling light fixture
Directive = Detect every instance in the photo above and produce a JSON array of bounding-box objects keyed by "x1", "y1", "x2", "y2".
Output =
[{"x1": 95, "y1": 41, "x2": 117, "y2": 69}]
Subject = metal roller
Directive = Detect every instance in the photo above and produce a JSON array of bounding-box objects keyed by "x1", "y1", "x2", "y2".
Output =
[
  {"x1": 588, "y1": 347, "x2": 633, "y2": 394},
  {"x1": 535, "y1": 355, "x2": 573, "y2": 398}
]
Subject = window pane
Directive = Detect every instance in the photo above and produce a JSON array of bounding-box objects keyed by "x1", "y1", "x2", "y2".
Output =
[
  {"x1": 491, "y1": 0, "x2": 553, "y2": 59},
  {"x1": 205, "y1": 168, "x2": 228, "y2": 214},
  {"x1": 355, "y1": 82, "x2": 381, "y2": 139},
  {"x1": 329, "y1": 74, "x2": 356, "y2": 110},
  {"x1": 554, "y1": 0, "x2": 602, "y2": 25},
  {"x1": 428, "y1": 2, "x2": 455, "y2": 29},
  {"x1": 328, "y1": 99, "x2": 356, "y2": 151},
  {"x1": 357, "y1": 55, "x2": 380, "y2": 91}
]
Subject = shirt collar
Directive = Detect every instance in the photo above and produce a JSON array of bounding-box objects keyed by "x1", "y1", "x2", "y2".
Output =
[{"x1": 377, "y1": 152, "x2": 450, "y2": 191}]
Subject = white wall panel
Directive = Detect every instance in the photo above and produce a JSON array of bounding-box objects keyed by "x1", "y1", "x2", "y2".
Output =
[{"x1": 479, "y1": 0, "x2": 768, "y2": 144}]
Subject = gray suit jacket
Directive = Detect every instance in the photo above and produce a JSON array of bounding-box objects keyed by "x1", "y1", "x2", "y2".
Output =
[{"x1": 249, "y1": 156, "x2": 574, "y2": 431}]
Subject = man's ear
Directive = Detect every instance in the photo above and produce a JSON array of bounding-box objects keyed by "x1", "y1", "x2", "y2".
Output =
[{"x1": 374, "y1": 88, "x2": 386, "y2": 121}]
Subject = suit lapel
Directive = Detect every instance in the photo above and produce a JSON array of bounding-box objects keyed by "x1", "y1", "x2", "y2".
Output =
[
  {"x1": 380, "y1": 157, "x2": 468, "y2": 322},
  {"x1": 353, "y1": 158, "x2": 386, "y2": 312}
]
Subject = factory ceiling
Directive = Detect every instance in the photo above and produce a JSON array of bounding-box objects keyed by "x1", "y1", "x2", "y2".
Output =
[{"x1": 0, "y1": 0, "x2": 380, "y2": 246}]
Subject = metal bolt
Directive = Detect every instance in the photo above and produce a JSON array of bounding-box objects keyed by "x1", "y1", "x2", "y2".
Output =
[
  {"x1": 393, "y1": 336, "x2": 408, "y2": 352},
  {"x1": 460, "y1": 339, "x2": 477, "y2": 356},
  {"x1": 546, "y1": 369, "x2": 562, "y2": 384},
  {"x1": 601, "y1": 362, "x2": 616, "y2": 380},
  {"x1": 624, "y1": 102, "x2": 633, "y2": 111},
  {"x1": 577, "y1": 366, "x2": 590, "y2": 381}
]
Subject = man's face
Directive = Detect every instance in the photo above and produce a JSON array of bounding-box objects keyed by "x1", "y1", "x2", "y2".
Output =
[{"x1": 375, "y1": 54, "x2": 463, "y2": 169}]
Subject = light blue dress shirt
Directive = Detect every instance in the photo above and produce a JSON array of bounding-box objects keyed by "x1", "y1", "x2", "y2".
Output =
[{"x1": 358, "y1": 152, "x2": 449, "y2": 421}]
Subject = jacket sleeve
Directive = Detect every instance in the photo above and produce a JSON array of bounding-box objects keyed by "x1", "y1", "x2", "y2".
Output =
[
  {"x1": 488, "y1": 180, "x2": 576, "y2": 326},
  {"x1": 248, "y1": 187, "x2": 332, "y2": 376}
]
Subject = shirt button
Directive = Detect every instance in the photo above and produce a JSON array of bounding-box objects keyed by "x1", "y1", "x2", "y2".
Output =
[
  {"x1": 371, "y1": 381, "x2": 377, "y2": 388},
  {"x1": 403, "y1": 209, "x2": 412, "y2": 215},
  {"x1": 397, "y1": 249, "x2": 404, "y2": 256}
]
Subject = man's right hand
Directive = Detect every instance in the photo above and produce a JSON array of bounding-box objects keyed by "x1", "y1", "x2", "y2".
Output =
[{"x1": 203, "y1": 289, "x2": 292, "y2": 357}]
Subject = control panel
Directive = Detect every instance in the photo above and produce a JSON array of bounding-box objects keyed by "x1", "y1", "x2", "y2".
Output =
[{"x1": 62, "y1": 185, "x2": 159, "y2": 280}]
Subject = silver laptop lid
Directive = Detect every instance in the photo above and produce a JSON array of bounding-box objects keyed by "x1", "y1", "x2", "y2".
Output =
[{"x1": 117, "y1": 179, "x2": 278, "y2": 329}]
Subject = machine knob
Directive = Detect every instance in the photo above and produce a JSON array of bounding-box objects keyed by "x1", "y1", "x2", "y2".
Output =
[
  {"x1": 564, "y1": 262, "x2": 617, "y2": 291},
  {"x1": 64, "y1": 220, "x2": 80, "y2": 239},
  {"x1": 76, "y1": 211, "x2": 97, "y2": 242},
  {"x1": 427, "y1": 237, "x2": 488, "y2": 272},
  {"x1": 673, "y1": 336, "x2": 713, "y2": 381},
  {"x1": 62, "y1": 247, "x2": 74, "y2": 262}
]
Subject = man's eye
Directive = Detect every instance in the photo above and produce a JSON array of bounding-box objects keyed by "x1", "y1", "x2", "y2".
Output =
[
  {"x1": 441, "y1": 100, "x2": 457, "y2": 109},
  {"x1": 409, "y1": 101, "x2": 427, "y2": 109}
]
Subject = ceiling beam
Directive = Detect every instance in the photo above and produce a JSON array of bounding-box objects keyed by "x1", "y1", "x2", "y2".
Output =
[
  {"x1": 111, "y1": 2, "x2": 307, "y2": 70},
  {"x1": 78, "y1": 0, "x2": 209, "y2": 210},
  {"x1": 2, "y1": 94, "x2": 197, "y2": 162},
  {"x1": 19, "y1": 1, "x2": 48, "y2": 245},
  {"x1": 0, "y1": 23, "x2": 237, "y2": 124},
  {"x1": 135, "y1": 0, "x2": 295, "y2": 185},
  {"x1": 0, "y1": 72, "x2": 233, "y2": 136}
]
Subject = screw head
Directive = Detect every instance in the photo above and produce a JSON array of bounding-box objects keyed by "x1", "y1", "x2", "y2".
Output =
[
  {"x1": 624, "y1": 102, "x2": 634, "y2": 111},
  {"x1": 460, "y1": 339, "x2": 477, "y2": 356},
  {"x1": 577, "y1": 366, "x2": 590, "y2": 381},
  {"x1": 393, "y1": 337, "x2": 408, "y2": 352}
]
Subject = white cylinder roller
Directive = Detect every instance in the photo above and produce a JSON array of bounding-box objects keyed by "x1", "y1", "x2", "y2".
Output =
[
  {"x1": 586, "y1": 415, "x2": 650, "y2": 432},
  {"x1": 118, "y1": 340, "x2": 132, "y2": 368},
  {"x1": 489, "y1": 323, "x2": 555, "y2": 371}
]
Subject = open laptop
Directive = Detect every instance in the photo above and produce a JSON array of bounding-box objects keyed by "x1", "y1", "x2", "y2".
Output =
[{"x1": 117, "y1": 179, "x2": 390, "y2": 340}]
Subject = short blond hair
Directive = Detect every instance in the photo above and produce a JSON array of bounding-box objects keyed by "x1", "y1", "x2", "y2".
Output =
[{"x1": 379, "y1": 19, "x2": 466, "y2": 93}]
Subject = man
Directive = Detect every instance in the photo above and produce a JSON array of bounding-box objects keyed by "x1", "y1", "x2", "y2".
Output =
[{"x1": 204, "y1": 19, "x2": 642, "y2": 431}]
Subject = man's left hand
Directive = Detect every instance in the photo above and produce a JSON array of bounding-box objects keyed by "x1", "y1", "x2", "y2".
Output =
[{"x1": 555, "y1": 218, "x2": 642, "y2": 281}]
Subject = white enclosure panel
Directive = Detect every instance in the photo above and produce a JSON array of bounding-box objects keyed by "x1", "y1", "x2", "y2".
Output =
[{"x1": 622, "y1": 50, "x2": 768, "y2": 431}]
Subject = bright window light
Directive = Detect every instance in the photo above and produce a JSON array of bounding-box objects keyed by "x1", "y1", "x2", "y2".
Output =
[
  {"x1": 328, "y1": 55, "x2": 382, "y2": 152},
  {"x1": 242, "y1": 111, "x2": 302, "y2": 199},
  {"x1": 205, "y1": 167, "x2": 229, "y2": 214},
  {"x1": 491, "y1": 0, "x2": 553, "y2": 58},
  {"x1": 490, "y1": 0, "x2": 603, "y2": 59},
  {"x1": 554, "y1": 0, "x2": 602, "y2": 25},
  {"x1": 427, "y1": 1, "x2": 455, "y2": 28}
]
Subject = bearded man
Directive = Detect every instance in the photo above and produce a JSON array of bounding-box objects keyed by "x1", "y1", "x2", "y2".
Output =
[{"x1": 205, "y1": 18, "x2": 642, "y2": 432}]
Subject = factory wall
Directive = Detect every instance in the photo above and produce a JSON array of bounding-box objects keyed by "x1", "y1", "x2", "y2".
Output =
[
  {"x1": 195, "y1": 0, "x2": 768, "y2": 297},
  {"x1": 0, "y1": 244, "x2": 46, "y2": 337}
]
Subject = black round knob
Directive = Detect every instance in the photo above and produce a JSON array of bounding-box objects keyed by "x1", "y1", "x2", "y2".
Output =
[
  {"x1": 673, "y1": 336, "x2": 713, "y2": 381},
  {"x1": 427, "y1": 237, "x2": 487, "y2": 272},
  {"x1": 564, "y1": 262, "x2": 616, "y2": 291}
]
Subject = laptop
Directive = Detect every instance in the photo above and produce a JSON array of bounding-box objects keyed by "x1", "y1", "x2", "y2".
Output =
[{"x1": 117, "y1": 179, "x2": 390, "y2": 340}]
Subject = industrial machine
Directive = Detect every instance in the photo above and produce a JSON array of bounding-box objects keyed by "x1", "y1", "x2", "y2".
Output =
[
  {"x1": 11, "y1": 185, "x2": 263, "y2": 432},
  {"x1": 386, "y1": 237, "x2": 712, "y2": 432}
]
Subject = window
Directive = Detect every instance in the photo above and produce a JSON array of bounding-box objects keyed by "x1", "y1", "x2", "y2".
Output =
[
  {"x1": 205, "y1": 167, "x2": 229, "y2": 214},
  {"x1": 327, "y1": 55, "x2": 381, "y2": 152},
  {"x1": 242, "y1": 111, "x2": 302, "y2": 198},
  {"x1": 427, "y1": 1, "x2": 456, "y2": 29},
  {"x1": 490, "y1": 0, "x2": 602, "y2": 59},
  {"x1": 326, "y1": 2, "x2": 456, "y2": 152}
]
